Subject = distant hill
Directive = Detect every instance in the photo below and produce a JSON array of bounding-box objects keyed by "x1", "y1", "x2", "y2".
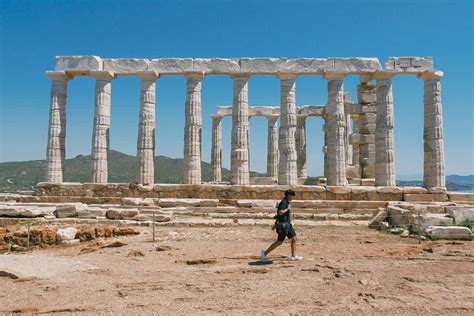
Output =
[{"x1": 0, "y1": 150, "x2": 264, "y2": 192}]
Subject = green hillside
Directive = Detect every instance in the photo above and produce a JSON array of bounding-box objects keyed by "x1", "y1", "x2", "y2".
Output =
[{"x1": 0, "y1": 150, "x2": 261, "y2": 192}]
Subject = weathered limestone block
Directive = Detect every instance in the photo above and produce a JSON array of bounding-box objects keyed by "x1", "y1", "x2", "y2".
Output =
[
  {"x1": 445, "y1": 207, "x2": 474, "y2": 224},
  {"x1": 182, "y1": 72, "x2": 204, "y2": 184},
  {"x1": 106, "y1": 208, "x2": 139, "y2": 220},
  {"x1": 77, "y1": 207, "x2": 106, "y2": 218},
  {"x1": 332, "y1": 58, "x2": 382, "y2": 73},
  {"x1": 200, "y1": 199, "x2": 219, "y2": 207},
  {"x1": 401, "y1": 187, "x2": 428, "y2": 194},
  {"x1": 448, "y1": 192, "x2": 474, "y2": 202},
  {"x1": 385, "y1": 57, "x2": 433, "y2": 73},
  {"x1": 103, "y1": 58, "x2": 150, "y2": 74},
  {"x1": 368, "y1": 209, "x2": 388, "y2": 229},
  {"x1": 135, "y1": 213, "x2": 171, "y2": 222},
  {"x1": 403, "y1": 193, "x2": 448, "y2": 202},
  {"x1": 193, "y1": 58, "x2": 240, "y2": 73},
  {"x1": 122, "y1": 198, "x2": 143, "y2": 206},
  {"x1": 55, "y1": 56, "x2": 102, "y2": 73},
  {"x1": 53, "y1": 204, "x2": 86, "y2": 218},
  {"x1": 412, "y1": 214, "x2": 454, "y2": 232},
  {"x1": 149, "y1": 58, "x2": 193, "y2": 74},
  {"x1": 425, "y1": 226, "x2": 472, "y2": 240},
  {"x1": 56, "y1": 227, "x2": 78, "y2": 241},
  {"x1": 284, "y1": 58, "x2": 332, "y2": 74},
  {"x1": 240, "y1": 58, "x2": 287, "y2": 74},
  {"x1": 158, "y1": 198, "x2": 201, "y2": 207},
  {"x1": 387, "y1": 206, "x2": 413, "y2": 227}
]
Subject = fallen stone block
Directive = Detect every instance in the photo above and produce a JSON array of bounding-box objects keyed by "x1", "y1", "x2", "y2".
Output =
[
  {"x1": 0, "y1": 206, "x2": 22, "y2": 217},
  {"x1": 60, "y1": 239, "x2": 81, "y2": 245},
  {"x1": 56, "y1": 227, "x2": 78, "y2": 241},
  {"x1": 387, "y1": 206, "x2": 413, "y2": 228},
  {"x1": 53, "y1": 204, "x2": 87, "y2": 218},
  {"x1": 412, "y1": 214, "x2": 454, "y2": 232},
  {"x1": 425, "y1": 226, "x2": 472, "y2": 240},
  {"x1": 106, "y1": 208, "x2": 139, "y2": 220},
  {"x1": 446, "y1": 207, "x2": 474, "y2": 225},
  {"x1": 122, "y1": 198, "x2": 143, "y2": 206},
  {"x1": 368, "y1": 209, "x2": 388, "y2": 229},
  {"x1": 134, "y1": 213, "x2": 171, "y2": 222},
  {"x1": 77, "y1": 207, "x2": 107, "y2": 219}
]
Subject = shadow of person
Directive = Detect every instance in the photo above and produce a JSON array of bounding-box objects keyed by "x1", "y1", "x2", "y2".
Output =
[{"x1": 248, "y1": 260, "x2": 273, "y2": 266}]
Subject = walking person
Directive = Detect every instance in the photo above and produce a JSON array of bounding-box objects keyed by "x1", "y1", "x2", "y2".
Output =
[{"x1": 260, "y1": 189, "x2": 303, "y2": 262}]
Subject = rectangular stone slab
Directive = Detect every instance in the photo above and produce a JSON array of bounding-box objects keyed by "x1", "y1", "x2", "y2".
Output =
[
  {"x1": 55, "y1": 56, "x2": 103, "y2": 74},
  {"x1": 385, "y1": 57, "x2": 433, "y2": 73},
  {"x1": 103, "y1": 58, "x2": 151, "y2": 75},
  {"x1": 193, "y1": 58, "x2": 240, "y2": 74},
  {"x1": 148, "y1": 58, "x2": 194, "y2": 74}
]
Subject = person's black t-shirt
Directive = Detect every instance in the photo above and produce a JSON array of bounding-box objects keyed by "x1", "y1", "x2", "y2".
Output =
[{"x1": 276, "y1": 198, "x2": 291, "y2": 223}]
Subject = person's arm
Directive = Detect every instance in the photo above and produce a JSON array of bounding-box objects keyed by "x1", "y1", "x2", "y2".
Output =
[
  {"x1": 278, "y1": 207, "x2": 289, "y2": 216},
  {"x1": 277, "y1": 200, "x2": 289, "y2": 216}
]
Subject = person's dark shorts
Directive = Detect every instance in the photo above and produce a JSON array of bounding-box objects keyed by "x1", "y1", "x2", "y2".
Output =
[{"x1": 277, "y1": 224, "x2": 296, "y2": 242}]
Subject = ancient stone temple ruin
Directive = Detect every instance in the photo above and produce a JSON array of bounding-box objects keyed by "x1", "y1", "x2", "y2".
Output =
[{"x1": 45, "y1": 56, "x2": 445, "y2": 193}]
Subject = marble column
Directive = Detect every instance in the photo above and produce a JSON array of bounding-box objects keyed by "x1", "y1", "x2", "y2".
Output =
[
  {"x1": 322, "y1": 121, "x2": 328, "y2": 179},
  {"x1": 211, "y1": 114, "x2": 223, "y2": 183},
  {"x1": 419, "y1": 71, "x2": 446, "y2": 189},
  {"x1": 278, "y1": 73, "x2": 298, "y2": 185},
  {"x1": 323, "y1": 72, "x2": 347, "y2": 186},
  {"x1": 295, "y1": 115, "x2": 307, "y2": 182},
  {"x1": 45, "y1": 71, "x2": 73, "y2": 183},
  {"x1": 344, "y1": 106, "x2": 353, "y2": 166},
  {"x1": 230, "y1": 74, "x2": 250, "y2": 185},
  {"x1": 374, "y1": 71, "x2": 396, "y2": 186},
  {"x1": 136, "y1": 71, "x2": 159, "y2": 185},
  {"x1": 266, "y1": 115, "x2": 279, "y2": 179},
  {"x1": 90, "y1": 71, "x2": 115, "y2": 183},
  {"x1": 182, "y1": 72, "x2": 204, "y2": 184}
]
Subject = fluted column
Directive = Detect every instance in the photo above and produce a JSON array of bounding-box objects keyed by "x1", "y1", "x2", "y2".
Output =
[
  {"x1": 323, "y1": 72, "x2": 347, "y2": 186},
  {"x1": 296, "y1": 115, "x2": 307, "y2": 182},
  {"x1": 211, "y1": 114, "x2": 223, "y2": 183},
  {"x1": 182, "y1": 72, "x2": 204, "y2": 184},
  {"x1": 90, "y1": 71, "x2": 115, "y2": 183},
  {"x1": 45, "y1": 71, "x2": 73, "y2": 183},
  {"x1": 230, "y1": 74, "x2": 250, "y2": 185},
  {"x1": 136, "y1": 71, "x2": 159, "y2": 185},
  {"x1": 374, "y1": 71, "x2": 396, "y2": 186},
  {"x1": 419, "y1": 71, "x2": 446, "y2": 189},
  {"x1": 266, "y1": 115, "x2": 279, "y2": 179},
  {"x1": 278, "y1": 73, "x2": 298, "y2": 185},
  {"x1": 322, "y1": 121, "x2": 328, "y2": 179}
]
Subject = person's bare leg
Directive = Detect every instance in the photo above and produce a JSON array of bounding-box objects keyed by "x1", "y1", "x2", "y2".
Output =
[
  {"x1": 265, "y1": 241, "x2": 282, "y2": 255},
  {"x1": 291, "y1": 236, "x2": 297, "y2": 257}
]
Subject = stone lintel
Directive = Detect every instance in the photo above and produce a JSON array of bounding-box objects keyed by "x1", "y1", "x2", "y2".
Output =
[
  {"x1": 90, "y1": 71, "x2": 116, "y2": 81},
  {"x1": 45, "y1": 70, "x2": 74, "y2": 81},
  {"x1": 103, "y1": 58, "x2": 151, "y2": 76},
  {"x1": 210, "y1": 114, "x2": 224, "y2": 120},
  {"x1": 322, "y1": 71, "x2": 346, "y2": 81},
  {"x1": 385, "y1": 57, "x2": 434, "y2": 73},
  {"x1": 55, "y1": 56, "x2": 102, "y2": 75},
  {"x1": 418, "y1": 70, "x2": 444, "y2": 81},
  {"x1": 297, "y1": 105, "x2": 325, "y2": 116},
  {"x1": 136, "y1": 71, "x2": 160, "y2": 81},
  {"x1": 373, "y1": 70, "x2": 397, "y2": 80},
  {"x1": 230, "y1": 72, "x2": 251, "y2": 80}
]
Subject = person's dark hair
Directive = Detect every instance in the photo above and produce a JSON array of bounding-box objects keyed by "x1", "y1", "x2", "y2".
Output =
[{"x1": 284, "y1": 189, "x2": 296, "y2": 197}]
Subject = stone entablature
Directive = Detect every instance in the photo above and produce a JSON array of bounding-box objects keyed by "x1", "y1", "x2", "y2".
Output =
[
  {"x1": 216, "y1": 105, "x2": 326, "y2": 117},
  {"x1": 45, "y1": 55, "x2": 445, "y2": 190},
  {"x1": 55, "y1": 56, "x2": 434, "y2": 76}
]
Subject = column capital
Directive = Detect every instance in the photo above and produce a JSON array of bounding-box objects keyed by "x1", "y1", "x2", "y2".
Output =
[
  {"x1": 90, "y1": 71, "x2": 116, "y2": 81},
  {"x1": 276, "y1": 72, "x2": 297, "y2": 80},
  {"x1": 418, "y1": 70, "x2": 444, "y2": 81},
  {"x1": 184, "y1": 71, "x2": 205, "y2": 81},
  {"x1": 323, "y1": 71, "x2": 345, "y2": 81},
  {"x1": 359, "y1": 74, "x2": 373, "y2": 83},
  {"x1": 45, "y1": 71, "x2": 73, "y2": 81},
  {"x1": 373, "y1": 70, "x2": 397, "y2": 80},
  {"x1": 210, "y1": 114, "x2": 224, "y2": 120},
  {"x1": 137, "y1": 70, "x2": 160, "y2": 81},
  {"x1": 296, "y1": 114, "x2": 307, "y2": 122},
  {"x1": 266, "y1": 114, "x2": 279, "y2": 123},
  {"x1": 230, "y1": 72, "x2": 251, "y2": 81}
]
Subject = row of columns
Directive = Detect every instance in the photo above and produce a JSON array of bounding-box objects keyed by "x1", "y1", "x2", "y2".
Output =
[{"x1": 45, "y1": 70, "x2": 446, "y2": 188}]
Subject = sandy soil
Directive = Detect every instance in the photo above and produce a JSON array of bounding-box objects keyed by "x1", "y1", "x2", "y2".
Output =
[{"x1": 1, "y1": 223, "x2": 473, "y2": 315}]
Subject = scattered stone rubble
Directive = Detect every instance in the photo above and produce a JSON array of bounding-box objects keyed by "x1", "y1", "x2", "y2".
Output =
[
  {"x1": 368, "y1": 203, "x2": 474, "y2": 240},
  {"x1": 0, "y1": 224, "x2": 139, "y2": 253}
]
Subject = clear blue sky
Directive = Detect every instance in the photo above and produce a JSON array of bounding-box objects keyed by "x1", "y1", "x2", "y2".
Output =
[{"x1": 1, "y1": 0, "x2": 473, "y2": 178}]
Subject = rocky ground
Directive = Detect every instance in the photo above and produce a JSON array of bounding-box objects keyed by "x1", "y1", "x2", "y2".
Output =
[{"x1": 1, "y1": 222, "x2": 473, "y2": 315}]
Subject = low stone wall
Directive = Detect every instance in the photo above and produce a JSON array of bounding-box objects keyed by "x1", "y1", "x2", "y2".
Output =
[{"x1": 28, "y1": 182, "x2": 470, "y2": 204}]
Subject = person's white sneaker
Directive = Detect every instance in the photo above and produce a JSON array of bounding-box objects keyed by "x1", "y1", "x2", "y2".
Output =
[
  {"x1": 290, "y1": 255, "x2": 303, "y2": 261},
  {"x1": 260, "y1": 250, "x2": 268, "y2": 262}
]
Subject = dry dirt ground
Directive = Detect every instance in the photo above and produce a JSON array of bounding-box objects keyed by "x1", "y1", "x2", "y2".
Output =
[{"x1": 1, "y1": 223, "x2": 473, "y2": 315}]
